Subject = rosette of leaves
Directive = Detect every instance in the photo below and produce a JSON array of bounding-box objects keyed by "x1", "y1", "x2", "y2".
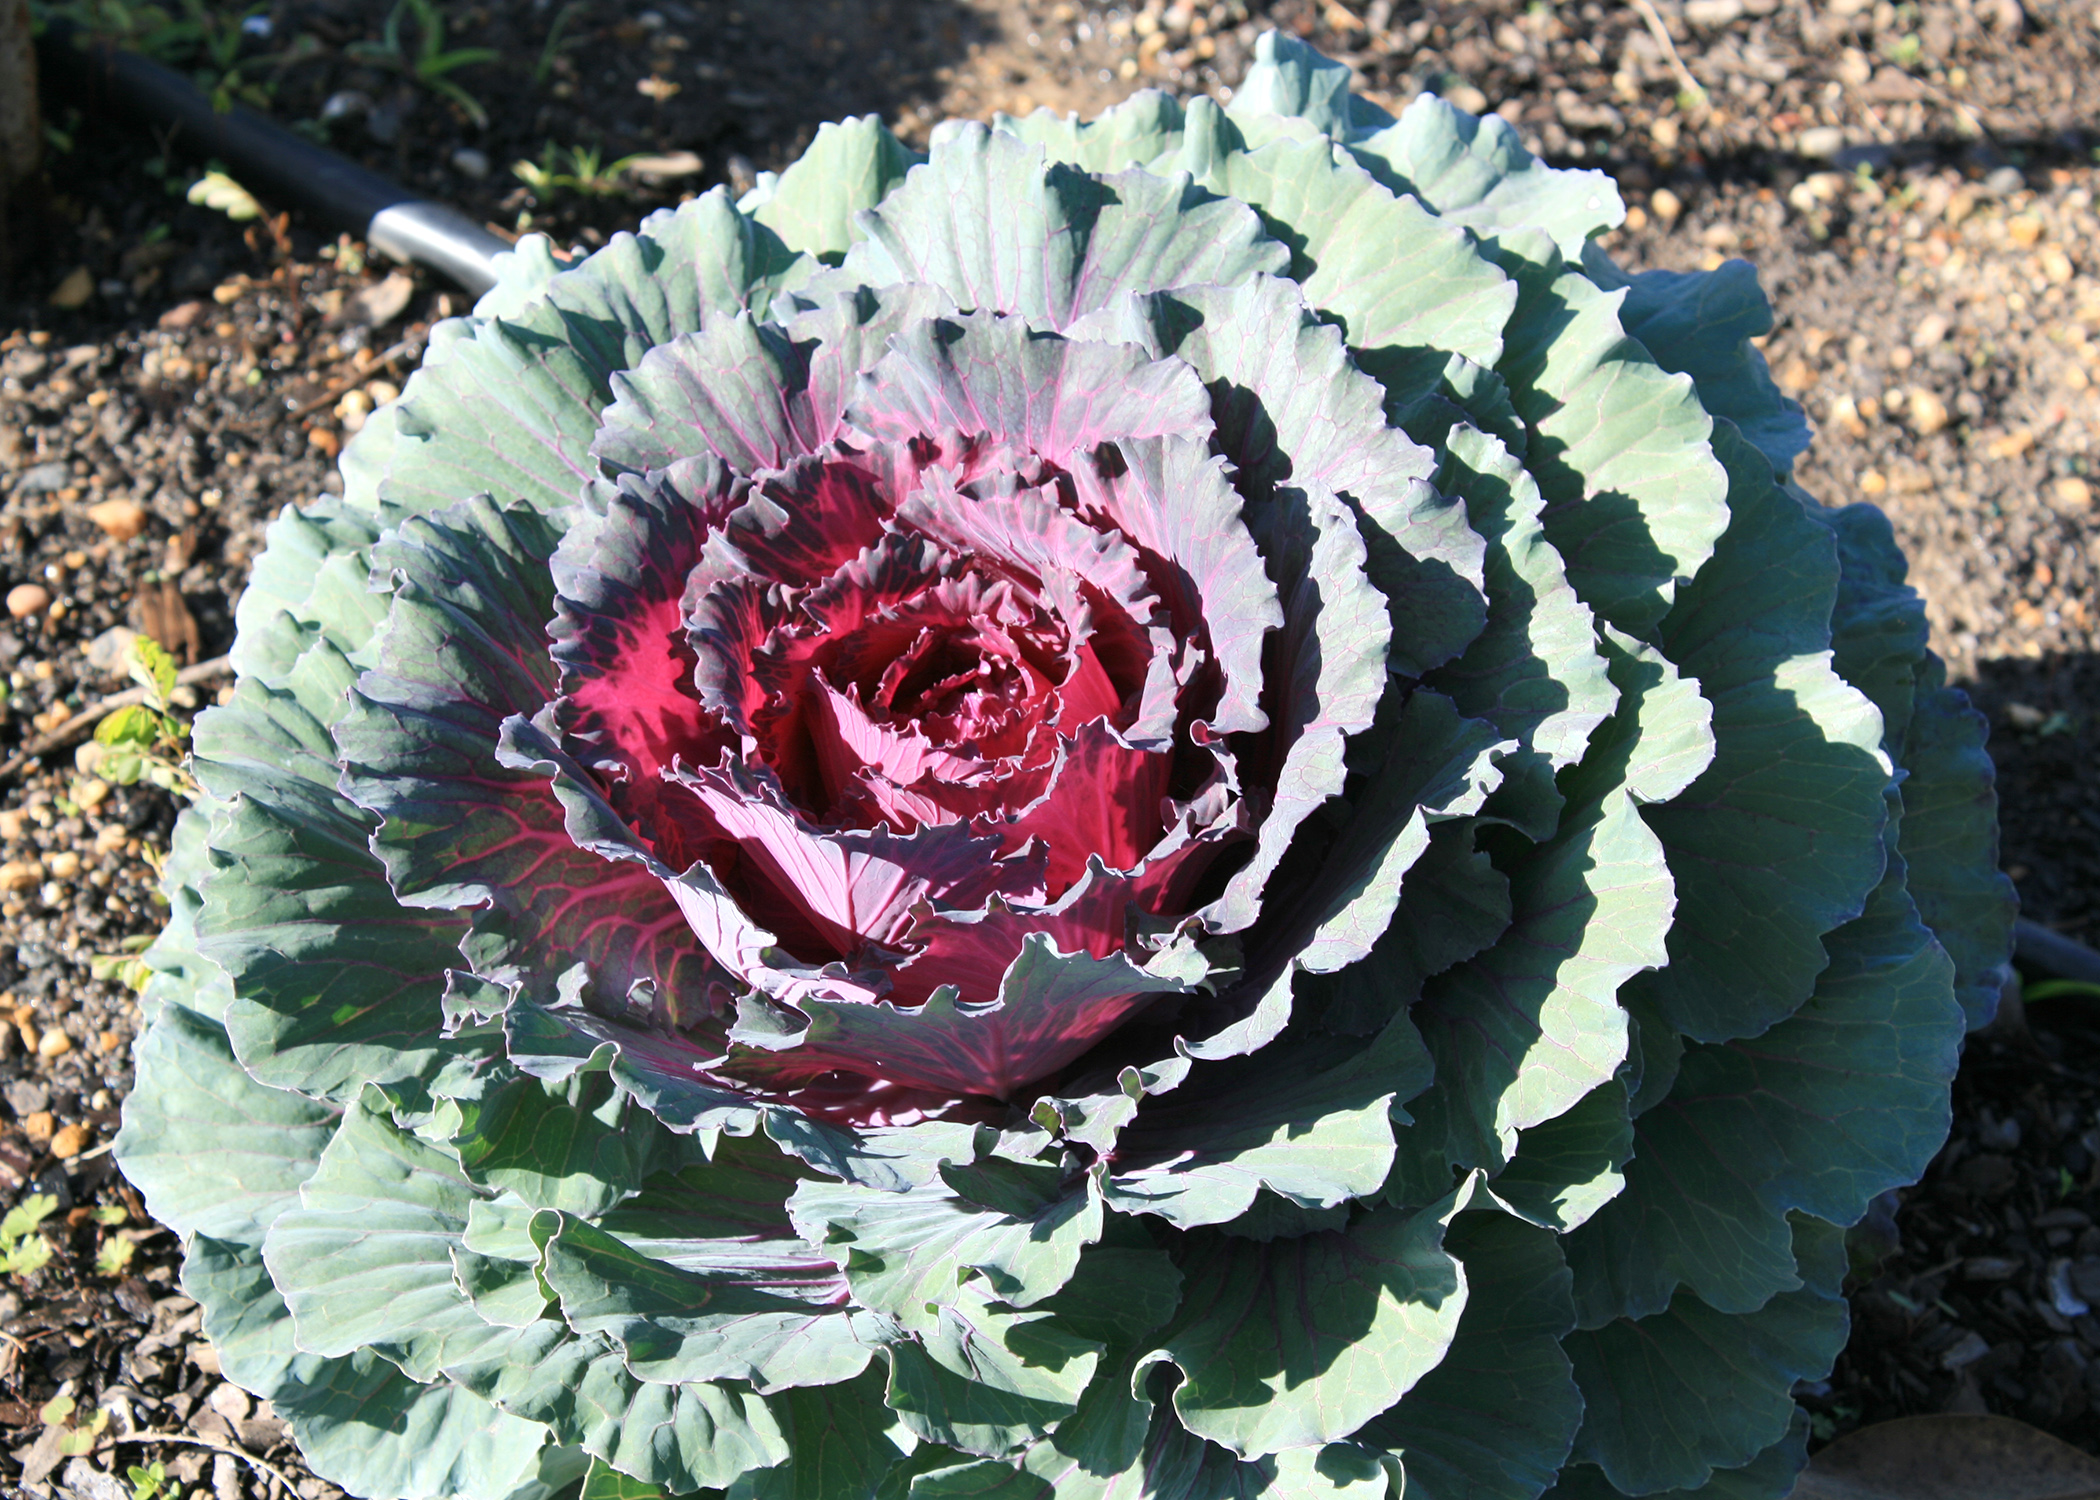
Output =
[{"x1": 114, "y1": 34, "x2": 2013, "y2": 1500}]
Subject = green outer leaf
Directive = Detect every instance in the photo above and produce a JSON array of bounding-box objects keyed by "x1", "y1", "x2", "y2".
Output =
[
  {"x1": 885, "y1": 1300, "x2": 1103, "y2": 1457},
  {"x1": 1355, "y1": 1211, "x2": 1581, "y2": 1500},
  {"x1": 112, "y1": 1002, "x2": 340, "y2": 1245},
  {"x1": 342, "y1": 189, "x2": 807, "y2": 516},
  {"x1": 226, "y1": 496, "x2": 388, "y2": 683},
  {"x1": 787, "y1": 1152, "x2": 1102, "y2": 1328},
  {"x1": 1490, "y1": 237, "x2": 1727, "y2": 635},
  {"x1": 843, "y1": 123, "x2": 1286, "y2": 331},
  {"x1": 473, "y1": 235, "x2": 568, "y2": 323},
  {"x1": 1544, "y1": 1414, "x2": 1809, "y2": 1500},
  {"x1": 580, "y1": 1457, "x2": 677, "y2": 1500},
  {"x1": 1582, "y1": 248, "x2": 1809, "y2": 476},
  {"x1": 906, "y1": 1458, "x2": 1051, "y2": 1500},
  {"x1": 132, "y1": 800, "x2": 231, "y2": 1026},
  {"x1": 445, "y1": 1320, "x2": 794, "y2": 1493},
  {"x1": 1426, "y1": 423, "x2": 1615, "y2": 772},
  {"x1": 503, "y1": 999, "x2": 763, "y2": 1140},
  {"x1": 376, "y1": 303, "x2": 607, "y2": 519},
  {"x1": 547, "y1": 189, "x2": 807, "y2": 375},
  {"x1": 263, "y1": 1087, "x2": 518, "y2": 1382},
  {"x1": 194, "y1": 709, "x2": 482, "y2": 1107},
  {"x1": 990, "y1": 88, "x2": 1189, "y2": 174},
  {"x1": 448, "y1": 1067, "x2": 685, "y2": 1217},
  {"x1": 1349, "y1": 94, "x2": 1623, "y2": 258},
  {"x1": 532, "y1": 1207, "x2": 875, "y2": 1391},
  {"x1": 730, "y1": 1367, "x2": 909, "y2": 1500},
  {"x1": 1250, "y1": 690, "x2": 1509, "y2": 991},
  {"x1": 1564, "y1": 855, "x2": 1961, "y2": 1323},
  {"x1": 593, "y1": 311, "x2": 814, "y2": 476},
  {"x1": 1490, "y1": 1083, "x2": 1635, "y2": 1234},
  {"x1": 1142, "y1": 1187, "x2": 1471, "y2": 1456},
  {"x1": 1899, "y1": 658, "x2": 2017, "y2": 1030},
  {"x1": 881, "y1": 1448, "x2": 988, "y2": 1500},
  {"x1": 1401, "y1": 631, "x2": 1704, "y2": 1190},
  {"x1": 1226, "y1": 30, "x2": 1388, "y2": 143},
  {"x1": 1174, "y1": 117, "x2": 1517, "y2": 409},
  {"x1": 751, "y1": 115, "x2": 916, "y2": 260},
  {"x1": 1105, "y1": 274, "x2": 1484, "y2": 681},
  {"x1": 184, "y1": 1234, "x2": 557, "y2": 1500},
  {"x1": 1300, "y1": 820, "x2": 1509, "y2": 1038},
  {"x1": 1628, "y1": 424, "x2": 1893, "y2": 1044},
  {"x1": 1098, "y1": 1020, "x2": 1422, "y2": 1230},
  {"x1": 1563, "y1": 1273, "x2": 1844, "y2": 1498},
  {"x1": 1815, "y1": 500, "x2": 1926, "y2": 750}
]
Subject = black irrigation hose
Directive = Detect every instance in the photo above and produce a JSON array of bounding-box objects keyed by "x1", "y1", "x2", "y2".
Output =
[
  {"x1": 35, "y1": 18, "x2": 508, "y2": 295},
  {"x1": 2015, "y1": 917, "x2": 2100, "y2": 990}
]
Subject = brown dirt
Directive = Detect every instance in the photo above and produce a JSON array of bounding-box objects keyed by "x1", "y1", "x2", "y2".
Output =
[{"x1": 1, "y1": 0, "x2": 2096, "y2": 1494}]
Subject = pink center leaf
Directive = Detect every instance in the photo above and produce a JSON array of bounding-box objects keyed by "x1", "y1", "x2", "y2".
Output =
[{"x1": 533, "y1": 308, "x2": 1291, "y2": 1104}]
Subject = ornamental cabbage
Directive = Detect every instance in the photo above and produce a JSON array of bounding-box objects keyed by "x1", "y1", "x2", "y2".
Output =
[{"x1": 115, "y1": 35, "x2": 2014, "y2": 1500}]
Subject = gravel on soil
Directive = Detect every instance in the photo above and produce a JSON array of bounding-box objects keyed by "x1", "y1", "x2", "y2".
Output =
[{"x1": 2, "y1": 0, "x2": 2097, "y2": 1494}]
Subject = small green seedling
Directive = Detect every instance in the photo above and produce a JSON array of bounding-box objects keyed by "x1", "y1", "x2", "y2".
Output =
[
  {"x1": 128, "y1": 1460, "x2": 170, "y2": 1500},
  {"x1": 91, "y1": 637, "x2": 195, "y2": 798},
  {"x1": 513, "y1": 142, "x2": 649, "y2": 199},
  {"x1": 94, "y1": 1234, "x2": 136, "y2": 1276},
  {"x1": 0, "y1": 1195, "x2": 58, "y2": 1277},
  {"x1": 348, "y1": 0, "x2": 499, "y2": 127},
  {"x1": 39, "y1": 1393, "x2": 110, "y2": 1457},
  {"x1": 186, "y1": 168, "x2": 262, "y2": 222},
  {"x1": 532, "y1": 0, "x2": 587, "y2": 86}
]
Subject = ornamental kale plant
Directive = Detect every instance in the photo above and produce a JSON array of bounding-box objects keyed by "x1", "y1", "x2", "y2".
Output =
[{"x1": 115, "y1": 35, "x2": 2014, "y2": 1500}]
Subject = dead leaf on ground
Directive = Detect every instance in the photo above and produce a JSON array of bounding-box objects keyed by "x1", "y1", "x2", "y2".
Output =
[
  {"x1": 349, "y1": 270, "x2": 415, "y2": 327},
  {"x1": 1796, "y1": 1415, "x2": 2100, "y2": 1500},
  {"x1": 626, "y1": 150, "x2": 704, "y2": 181},
  {"x1": 132, "y1": 581, "x2": 201, "y2": 666}
]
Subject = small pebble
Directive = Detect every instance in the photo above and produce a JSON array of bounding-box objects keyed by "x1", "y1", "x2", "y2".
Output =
[
  {"x1": 1908, "y1": 389, "x2": 1951, "y2": 436},
  {"x1": 1963, "y1": 1255, "x2": 2021, "y2": 1281},
  {"x1": 1649, "y1": 188, "x2": 1682, "y2": 225},
  {"x1": 1797, "y1": 125, "x2": 1846, "y2": 158},
  {"x1": 48, "y1": 267, "x2": 94, "y2": 309},
  {"x1": 2007, "y1": 213, "x2": 2044, "y2": 249},
  {"x1": 37, "y1": 1028, "x2": 71, "y2": 1059},
  {"x1": 84, "y1": 625, "x2": 139, "y2": 675},
  {"x1": 2052, "y1": 476, "x2": 2092, "y2": 509},
  {"x1": 450, "y1": 147, "x2": 491, "y2": 179},
  {"x1": 1938, "y1": 1329, "x2": 1992, "y2": 1371},
  {"x1": 49, "y1": 1123, "x2": 88, "y2": 1160},
  {"x1": 20, "y1": 1110, "x2": 52, "y2": 1143},
  {"x1": 85, "y1": 498, "x2": 150, "y2": 541},
  {"x1": 0, "y1": 859, "x2": 42, "y2": 892},
  {"x1": 74, "y1": 780, "x2": 110, "y2": 812},
  {"x1": 46, "y1": 852, "x2": 80, "y2": 880},
  {"x1": 5, "y1": 584, "x2": 50, "y2": 619},
  {"x1": 320, "y1": 89, "x2": 371, "y2": 123},
  {"x1": 16, "y1": 461, "x2": 69, "y2": 495}
]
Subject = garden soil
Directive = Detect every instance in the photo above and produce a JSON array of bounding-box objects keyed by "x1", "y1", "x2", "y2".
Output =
[{"x1": 2, "y1": 0, "x2": 2099, "y2": 1494}]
